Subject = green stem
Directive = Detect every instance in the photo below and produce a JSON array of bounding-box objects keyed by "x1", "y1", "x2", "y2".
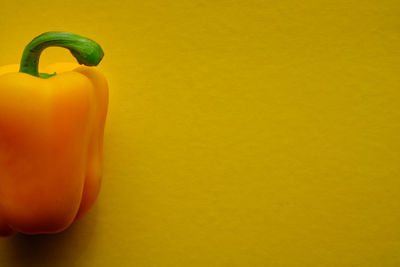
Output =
[{"x1": 19, "y1": 32, "x2": 104, "y2": 78}]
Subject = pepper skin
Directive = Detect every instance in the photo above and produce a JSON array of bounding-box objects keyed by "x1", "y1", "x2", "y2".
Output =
[{"x1": 0, "y1": 32, "x2": 108, "y2": 236}]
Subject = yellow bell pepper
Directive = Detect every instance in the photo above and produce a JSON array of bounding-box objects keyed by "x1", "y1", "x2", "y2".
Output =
[{"x1": 0, "y1": 32, "x2": 108, "y2": 236}]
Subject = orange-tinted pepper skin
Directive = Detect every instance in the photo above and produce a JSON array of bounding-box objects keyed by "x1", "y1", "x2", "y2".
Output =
[{"x1": 0, "y1": 63, "x2": 108, "y2": 236}]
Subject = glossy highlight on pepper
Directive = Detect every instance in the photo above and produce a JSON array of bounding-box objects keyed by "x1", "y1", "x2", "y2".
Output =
[{"x1": 0, "y1": 32, "x2": 108, "y2": 236}]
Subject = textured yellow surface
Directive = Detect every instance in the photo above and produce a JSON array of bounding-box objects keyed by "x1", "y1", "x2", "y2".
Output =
[{"x1": 1, "y1": 0, "x2": 400, "y2": 266}]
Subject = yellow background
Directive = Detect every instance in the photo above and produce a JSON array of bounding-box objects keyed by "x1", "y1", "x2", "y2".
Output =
[{"x1": 1, "y1": 0, "x2": 400, "y2": 266}]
